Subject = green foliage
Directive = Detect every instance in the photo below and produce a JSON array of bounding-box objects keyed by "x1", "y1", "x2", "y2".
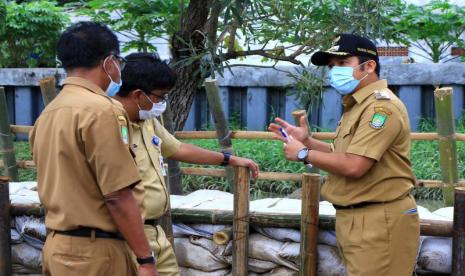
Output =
[
  {"x1": 78, "y1": 0, "x2": 182, "y2": 52},
  {"x1": 0, "y1": 1, "x2": 69, "y2": 68},
  {"x1": 394, "y1": 0, "x2": 465, "y2": 62}
]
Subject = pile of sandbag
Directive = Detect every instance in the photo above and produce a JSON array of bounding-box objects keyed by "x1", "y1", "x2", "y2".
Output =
[
  {"x1": 173, "y1": 223, "x2": 345, "y2": 275},
  {"x1": 8, "y1": 183, "x2": 457, "y2": 275}
]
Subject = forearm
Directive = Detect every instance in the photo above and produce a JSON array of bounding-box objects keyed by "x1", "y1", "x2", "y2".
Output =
[
  {"x1": 304, "y1": 137, "x2": 332, "y2": 153},
  {"x1": 170, "y1": 143, "x2": 224, "y2": 165},
  {"x1": 104, "y1": 187, "x2": 151, "y2": 258},
  {"x1": 307, "y1": 151, "x2": 369, "y2": 178}
]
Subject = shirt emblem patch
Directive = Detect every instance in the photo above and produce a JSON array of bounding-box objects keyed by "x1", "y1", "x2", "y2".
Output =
[{"x1": 370, "y1": 113, "x2": 387, "y2": 129}]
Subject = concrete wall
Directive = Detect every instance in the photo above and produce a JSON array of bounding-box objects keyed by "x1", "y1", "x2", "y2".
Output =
[{"x1": 1, "y1": 63, "x2": 464, "y2": 135}]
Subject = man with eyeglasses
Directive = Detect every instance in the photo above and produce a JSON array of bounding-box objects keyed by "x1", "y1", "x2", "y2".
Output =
[
  {"x1": 30, "y1": 22, "x2": 157, "y2": 275},
  {"x1": 113, "y1": 52, "x2": 260, "y2": 275}
]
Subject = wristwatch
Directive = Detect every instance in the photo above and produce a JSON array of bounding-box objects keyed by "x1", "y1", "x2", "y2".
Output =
[
  {"x1": 137, "y1": 251, "x2": 156, "y2": 265},
  {"x1": 221, "y1": 152, "x2": 231, "y2": 166},
  {"x1": 297, "y1": 148, "x2": 312, "y2": 168}
]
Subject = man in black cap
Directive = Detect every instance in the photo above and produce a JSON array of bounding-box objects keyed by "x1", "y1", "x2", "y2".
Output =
[{"x1": 268, "y1": 33, "x2": 419, "y2": 275}]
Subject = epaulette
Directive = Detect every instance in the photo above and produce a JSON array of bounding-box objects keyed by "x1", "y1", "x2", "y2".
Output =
[{"x1": 374, "y1": 89, "x2": 391, "y2": 100}]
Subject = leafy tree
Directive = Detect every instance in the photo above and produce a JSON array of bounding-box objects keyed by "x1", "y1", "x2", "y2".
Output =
[
  {"x1": 78, "y1": 0, "x2": 181, "y2": 52},
  {"x1": 394, "y1": 0, "x2": 465, "y2": 63},
  {"x1": 75, "y1": 0, "x2": 402, "y2": 129},
  {"x1": 0, "y1": 1, "x2": 69, "y2": 67}
]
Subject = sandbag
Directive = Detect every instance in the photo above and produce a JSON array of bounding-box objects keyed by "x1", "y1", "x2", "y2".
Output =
[
  {"x1": 253, "y1": 226, "x2": 301, "y2": 243},
  {"x1": 173, "y1": 223, "x2": 217, "y2": 239},
  {"x1": 268, "y1": 267, "x2": 298, "y2": 276},
  {"x1": 248, "y1": 233, "x2": 298, "y2": 271},
  {"x1": 317, "y1": 244, "x2": 346, "y2": 276},
  {"x1": 189, "y1": 236, "x2": 230, "y2": 263},
  {"x1": 174, "y1": 238, "x2": 229, "y2": 272},
  {"x1": 223, "y1": 256, "x2": 278, "y2": 273},
  {"x1": 417, "y1": 237, "x2": 452, "y2": 274},
  {"x1": 11, "y1": 243, "x2": 42, "y2": 272},
  {"x1": 11, "y1": 228, "x2": 23, "y2": 244},
  {"x1": 179, "y1": 267, "x2": 230, "y2": 276},
  {"x1": 279, "y1": 242, "x2": 299, "y2": 264},
  {"x1": 15, "y1": 216, "x2": 46, "y2": 249}
]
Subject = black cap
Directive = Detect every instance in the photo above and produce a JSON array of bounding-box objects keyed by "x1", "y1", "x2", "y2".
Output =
[{"x1": 311, "y1": 33, "x2": 378, "y2": 66}]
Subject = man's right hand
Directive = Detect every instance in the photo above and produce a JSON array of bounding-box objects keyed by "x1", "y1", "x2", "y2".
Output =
[
  {"x1": 139, "y1": 263, "x2": 159, "y2": 276},
  {"x1": 268, "y1": 116, "x2": 311, "y2": 143}
]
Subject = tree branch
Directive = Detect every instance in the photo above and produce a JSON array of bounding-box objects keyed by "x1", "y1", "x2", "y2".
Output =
[{"x1": 221, "y1": 49, "x2": 304, "y2": 65}]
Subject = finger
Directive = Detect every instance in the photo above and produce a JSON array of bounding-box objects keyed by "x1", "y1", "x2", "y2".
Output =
[
  {"x1": 273, "y1": 135, "x2": 288, "y2": 143},
  {"x1": 274, "y1": 117, "x2": 292, "y2": 128},
  {"x1": 268, "y1": 123, "x2": 282, "y2": 131},
  {"x1": 300, "y1": 116, "x2": 309, "y2": 128}
]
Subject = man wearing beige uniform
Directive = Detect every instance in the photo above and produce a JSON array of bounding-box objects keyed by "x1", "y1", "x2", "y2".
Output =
[
  {"x1": 269, "y1": 34, "x2": 420, "y2": 276},
  {"x1": 114, "y1": 52, "x2": 260, "y2": 275},
  {"x1": 30, "y1": 22, "x2": 158, "y2": 276}
]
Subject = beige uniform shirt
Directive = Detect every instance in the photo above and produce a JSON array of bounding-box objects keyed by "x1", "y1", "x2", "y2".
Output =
[
  {"x1": 132, "y1": 118, "x2": 181, "y2": 220},
  {"x1": 30, "y1": 77, "x2": 141, "y2": 232},
  {"x1": 321, "y1": 80, "x2": 415, "y2": 206}
]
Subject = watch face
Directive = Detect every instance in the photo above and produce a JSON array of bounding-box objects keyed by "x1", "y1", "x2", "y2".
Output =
[{"x1": 297, "y1": 149, "x2": 308, "y2": 160}]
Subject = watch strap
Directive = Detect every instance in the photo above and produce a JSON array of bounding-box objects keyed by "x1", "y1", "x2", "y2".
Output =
[
  {"x1": 221, "y1": 152, "x2": 231, "y2": 166},
  {"x1": 137, "y1": 252, "x2": 156, "y2": 265}
]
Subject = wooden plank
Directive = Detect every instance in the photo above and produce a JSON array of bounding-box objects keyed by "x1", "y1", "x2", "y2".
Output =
[
  {"x1": 453, "y1": 187, "x2": 465, "y2": 275},
  {"x1": 0, "y1": 176, "x2": 12, "y2": 276},
  {"x1": 232, "y1": 167, "x2": 250, "y2": 276},
  {"x1": 300, "y1": 174, "x2": 320, "y2": 276}
]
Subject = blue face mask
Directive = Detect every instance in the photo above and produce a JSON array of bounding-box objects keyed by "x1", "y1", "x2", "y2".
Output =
[
  {"x1": 103, "y1": 56, "x2": 122, "y2": 97},
  {"x1": 328, "y1": 62, "x2": 368, "y2": 95}
]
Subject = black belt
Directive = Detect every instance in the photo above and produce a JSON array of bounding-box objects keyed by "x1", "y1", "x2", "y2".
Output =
[
  {"x1": 333, "y1": 201, "x2": 379, "y2": 210},
  {"x1": 144, "y1": 219, "x2": 159, "y2": 226},
  {"x1": 54, "y1": 228, "x2": 124, "y2": 240}
]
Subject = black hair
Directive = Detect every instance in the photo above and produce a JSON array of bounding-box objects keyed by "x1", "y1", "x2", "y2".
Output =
[
  {"x1": 57, "y1": 21, "x2": 119, "y2": 71},
  {"x1": 357, "y1": 55, "x2": 380, "y2": 77},
  {"x1": 118, "y1": 52, "x2": 177, "y2": 97}
]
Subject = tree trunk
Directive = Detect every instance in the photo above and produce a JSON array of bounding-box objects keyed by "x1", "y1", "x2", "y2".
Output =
[{"x1": 170, "y1": 0, "x2": 212, "y2": 130}]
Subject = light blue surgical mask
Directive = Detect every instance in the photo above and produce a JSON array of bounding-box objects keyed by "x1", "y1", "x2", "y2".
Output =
[
  {"x1": 103, "y1": 56, "x2": 122, "y2": 97},
  {"x1": 328, "y1": 62, "x2": 369, "y2": 95}
]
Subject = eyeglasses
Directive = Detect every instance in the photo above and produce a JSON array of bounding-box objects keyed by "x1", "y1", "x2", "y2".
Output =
[
  {"x1": 144, "y1": 91, "x2": 169, "y2": 104},
  {"x1": 113, "y1": 54, "x2": 127, "y2": 71}
]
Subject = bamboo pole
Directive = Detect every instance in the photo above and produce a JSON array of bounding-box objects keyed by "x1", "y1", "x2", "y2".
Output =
[
  {"x1": 434, "y1": 87, "x2": 458, "y2": 206},
  {"x1": 300, "y1": 174, "x2": 320, "y2": 276},
  {"x1": 232, "y1": 167, "x2": 250, "y2": 276},
  {"x1": 204, "y1": 79, "x2": 235, "y2": 192},
  {"x1": 8, "y1": 204, "x2": 453, "y2": 237},
  {"x1": 0, "y1": 88, "x2": 18, "y2": 181},
  {"x1": 8, "y1": 125, "x2": 465, "y2": 142},
  {"x1": 39, "y1": 76, "x2": 57, "y2": 105},
  {"x1": 213, "y1": 227, "x2": 233, "y2": 245},
  {"x1": 0, "y1": 176, "x2": 12, "y2": 276},
  {"x1": 453, "y1": 187, "x2": 465, "y2": 275}
]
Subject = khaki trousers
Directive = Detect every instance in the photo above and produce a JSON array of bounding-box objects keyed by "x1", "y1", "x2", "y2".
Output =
[
  {"x1": 335, "y1": 195, "x2": 420, "y2": 276},
  {"x1": 42, "y1": 232, "x2": 137, "y2": 276},
  {"x1": 143, "y1": 224, "x2": 180, "y2": 276}
]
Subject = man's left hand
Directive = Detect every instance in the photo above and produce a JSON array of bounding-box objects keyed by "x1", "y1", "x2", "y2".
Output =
[
  {"x1": 283, "y1": 136, "x2": 306, "y2": 162},
  {"x1": 229, "y1": 156, "x2": 260, "y2": 179}
]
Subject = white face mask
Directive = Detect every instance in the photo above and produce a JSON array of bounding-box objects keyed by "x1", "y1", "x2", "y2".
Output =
[
  {"x1": 138, "y1": 92, "x2": 167, "y2": 120},
  {"x1": 103, "y1": 56, "x2": 122, "y2": 97}
]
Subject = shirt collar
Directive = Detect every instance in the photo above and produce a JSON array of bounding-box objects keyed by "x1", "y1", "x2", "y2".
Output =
[{"x1": 63, "y1": 77, "x2": 107, "y2": 96}]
